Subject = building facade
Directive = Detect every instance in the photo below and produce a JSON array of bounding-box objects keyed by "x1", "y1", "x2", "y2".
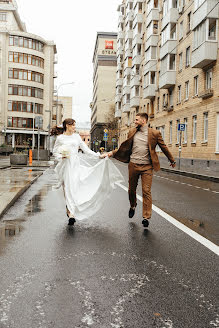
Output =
[
  {"x1": 116, "y1": 0, "x2": 219, "y2": 173},
  {"x1": 91, "y1": 32, "x2": 117, "y2": 151},
  {"x1": 59, "y1": 96, "x2": 73, "y2": 121},
  {"x1": 0, "y1": 0, "x2": 57, "y2": 150}
]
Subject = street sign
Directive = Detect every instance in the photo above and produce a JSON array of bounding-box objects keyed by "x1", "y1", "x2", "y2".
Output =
[
  {"x1": 178, "y1": 123, "x2": 186, "y2": 131},
  {"x1": 103, "y1": 136, "x2": 108, "y2": 141},
  {"x1": 112, "y1": 138, "x2": 116, "y2": 142},
  {"x1": 104, "y1": 129, "x2": 108, "y2": 133},
  {"x1": 95, "y1": 142, "x2": 98, "y2": 146},
  {"x1": 104, "y1": 132, "x2": 108, "y2": 137}
]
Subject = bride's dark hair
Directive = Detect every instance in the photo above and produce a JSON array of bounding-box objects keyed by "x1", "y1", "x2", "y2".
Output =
[{"x1": 51, "y1": 118, "x2": 76, "y2": 136}]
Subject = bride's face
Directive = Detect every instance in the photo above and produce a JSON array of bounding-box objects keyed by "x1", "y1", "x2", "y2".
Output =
[{"x1": 66, "y1": 123, "x2": 76, "y2": 134}]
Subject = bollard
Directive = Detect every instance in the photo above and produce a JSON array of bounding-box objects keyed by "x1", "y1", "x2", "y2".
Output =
[{"x1": 29, "y1": 149, "x2": 32, "y2": 166}]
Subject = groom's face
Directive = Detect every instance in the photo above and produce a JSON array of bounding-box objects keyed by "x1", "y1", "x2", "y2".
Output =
[{"x1": 135, "y1": 116, "x2": 145, "y2": 127}]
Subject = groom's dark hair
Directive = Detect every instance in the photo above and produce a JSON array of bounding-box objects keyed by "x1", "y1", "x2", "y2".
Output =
[{"x1": 136, "y1": 113, "x2": 148, "y2": 121}]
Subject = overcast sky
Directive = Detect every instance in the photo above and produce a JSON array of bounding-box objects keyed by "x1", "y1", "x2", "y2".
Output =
[{"x1": 16, "y1": 0, "x2": 120, "y2": 124}]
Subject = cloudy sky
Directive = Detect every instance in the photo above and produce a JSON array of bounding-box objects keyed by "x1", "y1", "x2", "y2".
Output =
[{"x1": 16, "y1": 0, "x2": 120, "y2": 124}]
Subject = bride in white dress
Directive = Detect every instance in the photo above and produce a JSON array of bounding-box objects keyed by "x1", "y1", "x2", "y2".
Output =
[{"x1": 52, "y1": 118, "x2": 124, "y2": 225}]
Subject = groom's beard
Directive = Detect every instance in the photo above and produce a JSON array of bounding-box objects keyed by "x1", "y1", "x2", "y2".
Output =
[{"x1": 136, "y1": 124, "x2": 142, "y2": 131}]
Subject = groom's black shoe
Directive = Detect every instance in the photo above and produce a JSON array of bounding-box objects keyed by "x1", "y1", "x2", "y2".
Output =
[
  {"x1": 129, "y1": 207, "x2": 135, "y2": 218},
  {"x1": 68, "y1": 218, "x2": 76, "y2": 226},
  {"x1": 142, "y1": 218, "x2": 149, "y2": 228}
]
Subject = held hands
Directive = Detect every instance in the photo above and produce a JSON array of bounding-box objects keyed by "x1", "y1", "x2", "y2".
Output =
[
  {"x1": 107, "y1": 151, "x2": 113, "y2": 158},
  {"x1": 99, "y1": 153, "x2": 108, "y2": 159}
]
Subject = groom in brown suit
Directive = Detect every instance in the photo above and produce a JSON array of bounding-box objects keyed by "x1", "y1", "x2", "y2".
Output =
[{"x1": 108, "y1": 113, "x2": 176, "y2": 228}]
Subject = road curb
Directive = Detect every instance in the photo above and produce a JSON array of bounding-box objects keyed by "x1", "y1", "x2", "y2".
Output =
[
  {"x1": 0, "y1": 171, "x2": 44, "y2": 219},
  {"x1": 160, "y1": 167, "x2": 219, "y2": 183}
]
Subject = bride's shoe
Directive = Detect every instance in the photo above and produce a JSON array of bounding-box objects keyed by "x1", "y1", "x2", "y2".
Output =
[{"x1": 68, "y1": 217, "x2": 76, "y2": 226}]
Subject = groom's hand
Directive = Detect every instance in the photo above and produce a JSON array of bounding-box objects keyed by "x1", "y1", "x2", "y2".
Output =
[
  {"x1": 108, "y1": 151, "x2": 113, "y2": 158},
  {"x1": 99, "y1": 153, "x2": 107, "y2": 159}
]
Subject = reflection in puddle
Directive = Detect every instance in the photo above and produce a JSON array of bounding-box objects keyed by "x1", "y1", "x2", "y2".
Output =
[{"x1": 0, "y1": 184, "x2": 51, "y2": 252}]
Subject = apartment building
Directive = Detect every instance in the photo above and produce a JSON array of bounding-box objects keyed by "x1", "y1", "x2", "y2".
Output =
[
  {"x1": 0, "y1": 0, "x2": 57, "y2": 150},
  {"x1": 116, "y1": 0, "x2": 219, "y2": 173},
  {"x1": 91, "y1": 32, "x2": 117, "y2": 150}
]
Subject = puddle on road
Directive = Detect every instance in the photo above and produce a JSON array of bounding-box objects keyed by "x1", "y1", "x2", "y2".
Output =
[{"x1": 0, "y1": 184, "x2": 51, "y2": 252}]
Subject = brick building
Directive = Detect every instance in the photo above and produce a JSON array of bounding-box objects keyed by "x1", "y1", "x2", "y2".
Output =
[{"x1": 115, "y1": 0, "x2": 219, "y2": 173}]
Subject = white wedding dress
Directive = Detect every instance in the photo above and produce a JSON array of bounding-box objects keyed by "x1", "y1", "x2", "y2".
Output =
[{"x1": 52, "y1": 133, "x2": 124, "y2": 220}]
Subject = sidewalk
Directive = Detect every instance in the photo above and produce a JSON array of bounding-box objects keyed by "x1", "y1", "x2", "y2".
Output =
[
  {"x1": 0, "y1": 167, "x2": 45, "y2": 219},
  {"x1": 160, "y1": 162, "x2": 219, "y2": 183}
]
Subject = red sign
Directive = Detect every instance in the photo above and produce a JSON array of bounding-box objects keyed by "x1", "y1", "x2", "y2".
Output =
[{"x1": 105, "y1": 40, "x2": 114, "y2": 49}]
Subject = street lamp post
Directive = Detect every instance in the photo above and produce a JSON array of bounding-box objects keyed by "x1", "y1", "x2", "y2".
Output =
[{"x1": 55, "y1": 82, "x2": 74, "y2": 125}]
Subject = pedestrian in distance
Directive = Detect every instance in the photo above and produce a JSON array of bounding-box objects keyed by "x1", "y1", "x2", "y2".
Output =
[
  {"x1": 108, "y1": 113, "x2": 176, "y2": 228},
  {"x1": 52, "y1": 118, "x2": 124, "y2": 226}
]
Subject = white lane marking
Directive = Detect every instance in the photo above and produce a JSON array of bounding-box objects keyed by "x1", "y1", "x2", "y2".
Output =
[
  {"x1": 116, "y1": 182, "x2": 219, "y2": 256},
  {"x1": 153, "y1": 174, "x2": 219, "y2": 194}
]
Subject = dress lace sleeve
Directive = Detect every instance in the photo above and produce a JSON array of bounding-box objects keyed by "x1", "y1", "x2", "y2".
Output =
[
  {"x1": 78, "y1": 134, "x2": 99, "y2": 158},
  {"x1": 53, "y1": 136, "x2": 62, "y2": 161}
]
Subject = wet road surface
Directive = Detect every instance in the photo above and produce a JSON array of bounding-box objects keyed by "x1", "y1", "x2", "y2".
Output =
[{"x1": 0, "y1": 167, "x2": 218, "y2": 328}]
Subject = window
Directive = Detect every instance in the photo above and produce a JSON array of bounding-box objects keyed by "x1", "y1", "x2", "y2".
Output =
[
  {"x1": 194, "y1": 76, "x2": 199, "y2": 96},
  {"x1": 0, "y1": 12, "x2": 7, "y2": 21},
  {"x1": 169, "y1": 121, "x2": 172, "y2": 144},
  {"x1": 206, "y1": 69, "x2": 212, "y2": 89},
  {"x1": 8, "y1": 36, "x2": 44, "y2": 52},
  {"x1": 8, "y1": 101, "x2": 12, "y2": 111},
  {"x1": 192, "y1": 115, "x2": 197, "y2": 143},
  {"x1": 203, "y1": 112, "x2": 208, "y2": 142},
  {"x1": 185, "y1": 81, "x2": 189, "y2": 100},
  {"x1": 178, "y1": 85, "x2": 181, "y2": 103},
  {"x1": 208, "y1": 19, "x2": 217, "y2": 41},
  {"x1": 7, "y1": 117, "x2": 12, "y2": 127},
  {"x1": 8, "y1": 52, "x2": 13, "y2": 62},
  {"x1": 183, "y1": 118, "x2": 188, "y2": 143},
  {"x1": 157, "y1": 97, "x2": 160, "y2": 112},
  {"x1": 176, "y1": 119, "x2": 180, "y2": 143},
  {"x1": 185, "y1": 47, "x2": 190, "y2": 67},
  {"x1": 169, "y1": 54, "x2": 176, "y2": 70},
  {"x1": 179, "y1": 52, "x2": 183, "y2": 71},
  {"x1": 8, "y1": 85, "x2": 43, "y2": 99},
  {"x1": 216, "y1": 113, "x2": 219, "y2": 153},
  {"x1": 179, "y1": 21, "x2": 183, "y2": 40},
  {"x1": 187, "y1": 12, "x2": 191, "y2": 33}
]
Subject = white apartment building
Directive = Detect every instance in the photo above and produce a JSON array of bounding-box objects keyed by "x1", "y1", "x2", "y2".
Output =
[
  {"x1": 0, "y1": 0, "x2": 57, "y2": 150},
  {"x1": 116, "y1": 0, "x2": 219, "y2": 173}
]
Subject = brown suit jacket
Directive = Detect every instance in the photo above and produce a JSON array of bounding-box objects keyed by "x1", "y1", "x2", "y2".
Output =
[{"x1": 112, "y1": 127, "x2": 175, "y2": 172}]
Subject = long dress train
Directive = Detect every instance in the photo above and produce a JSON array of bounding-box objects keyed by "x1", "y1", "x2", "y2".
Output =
[{"x1": 53, "y1": 133, "x2": 124, "y2": 220}]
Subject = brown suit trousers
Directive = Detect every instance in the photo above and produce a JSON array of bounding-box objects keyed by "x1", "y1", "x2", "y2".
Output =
[{"x1": 128, "y1": 162, "x2": 153, "y2": 219}]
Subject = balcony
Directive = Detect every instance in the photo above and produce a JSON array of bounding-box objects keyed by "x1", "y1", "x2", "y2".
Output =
[
  {"x1": 144, "y1": 59, "x2": 157, "y2": 74},
  {"x1": 199, "y1": 88, "x2": 214, "y2": 99},
  {"x1": 118, "y1": 31, "x2": 125, "y2": 40},
  {"x1": 130, "y1": 96, "x2": 140, "y2": 108},
  {"x1": 117, "y1": 62, "x2": 123, "y2": 71},
  {"x1": 191, "y1": 41, "x2": 218, "y2": 68},
  {"x1": 115, "y1": 109, "x2": 122, "y2": 118},
  {"x1": 146, "y1": 34, "x2": 159, "y2": 47},
  {"x1": 133, "y1": 55, "x2": 142, "y2": 65},
  {"x1": 147, "y1": 9, "x2": 159, "y2": 26},
  {"x1": 126, "y1": 10, "x2": 134, "y2": 21},
  {"x1": 125, "y1": 30, "x2": 133, "y2": 41},
  {"x1": 133, "y1": 13, "x2": 143, "y2": 26},
  {"x1": 125, "y1": 48, "x2": 132, "y2": 58},
  {"x1": 122, "y1": 102, "x2": 131, "y2": 113},
  {"x1": 132, "y1": 34, "x2": 142, "y2": 46},
  {"x1": 116, "y1": 78, "x2": 123, "y2": 87},
  {"x1": 160, "y1": 40, "x2": 177, "y2": 59},
  {"x1": 123, "y1": 85, "x2": 131, "y2": 95},
  {"x1": 159, "y1": 71, "x2": 176, "y2": 89},
  {"x1": 119, "y1": 15, "x2": 124, "y2": 24},
  {"x1": 130, "y1": 75, "x2": 140, "y2": 87},
  {"x1": 162, "y1": 8, "x2": 179, "y2": 30},
  {"x1": 143, "y1": 85, "x2": 156, "y2": 99},
  {"x1": 193, "y1": 0, "x2": 219, "y2": 30},
  {"x1": 117, "y1": 46, "x2": 124, "y2": 56},
  {"x1": 115, "y1": 94, "x2": 122, "y2": 103}
]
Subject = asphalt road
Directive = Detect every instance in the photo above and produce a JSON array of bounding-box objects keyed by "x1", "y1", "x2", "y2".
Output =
[{"x1": 0, "y1": 165, "x2": 218, "y2": 328}]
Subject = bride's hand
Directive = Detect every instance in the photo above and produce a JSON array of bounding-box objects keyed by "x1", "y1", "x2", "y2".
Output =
[{"x1": 99, "y1": 153, "x2": 108, "y2": 159}]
